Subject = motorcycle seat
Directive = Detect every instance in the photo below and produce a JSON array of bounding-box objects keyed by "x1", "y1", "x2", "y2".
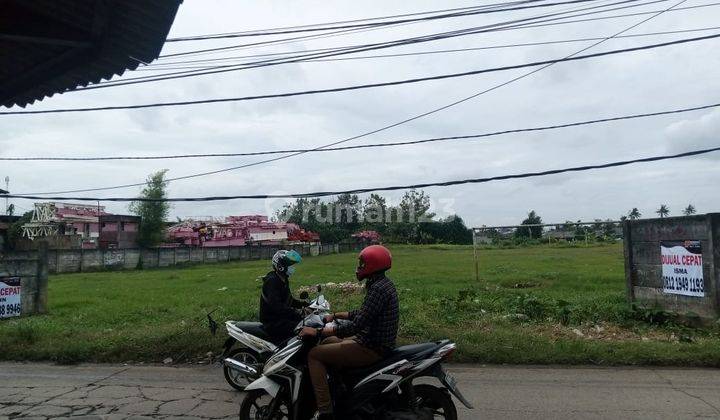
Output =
[
  {"x1": 233, "y1": 321, "x2": 270, "y2": 340},
  {"x1": 343, "y1": 342, "x2": 441, "y2": 380}
]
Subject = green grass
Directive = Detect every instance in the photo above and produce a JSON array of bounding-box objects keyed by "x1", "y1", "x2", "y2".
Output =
[{"x1": 2, "y1": 243, "x2": 720, "y2": 365}]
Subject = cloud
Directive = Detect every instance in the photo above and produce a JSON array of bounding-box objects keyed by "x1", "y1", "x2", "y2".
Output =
[
  {"x1": 664, "y1": 109, "x2": 720, "y2": 158},
  {"x1": 1, "y1": 1, "x2": 720, "y2": 227}
]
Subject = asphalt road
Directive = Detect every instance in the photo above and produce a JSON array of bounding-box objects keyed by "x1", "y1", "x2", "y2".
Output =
[{"x1": 1, "y1": 363, "x2": 720, "y2": 419}]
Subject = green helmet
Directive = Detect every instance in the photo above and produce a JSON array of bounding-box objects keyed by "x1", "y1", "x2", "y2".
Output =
[{"x1": 272, "y1": 250, "x2": 302, "y2": 275}]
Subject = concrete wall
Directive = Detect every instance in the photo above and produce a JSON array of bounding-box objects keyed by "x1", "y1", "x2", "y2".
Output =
[
  {"x1": 0, "y1": 243, "x2": 48, "y2": 316},
  {"x1": 25, "y1": 243, "x2": 364, "y2": 274},
  {"x1": 624, "y1": 214, "x2": 720, "y2": 319}
]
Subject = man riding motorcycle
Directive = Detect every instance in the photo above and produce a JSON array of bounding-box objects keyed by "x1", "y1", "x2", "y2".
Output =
[
  {"x1": 300, "y1": 245, "x2": 399, "y2": 420},
  {"x1": 260, "y1": 250, "x2": 305, "y2": 345}
]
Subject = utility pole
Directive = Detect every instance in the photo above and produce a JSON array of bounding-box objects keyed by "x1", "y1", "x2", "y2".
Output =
[{"x1": 4, "y1": 176, "x2": 8, "y2": 216}]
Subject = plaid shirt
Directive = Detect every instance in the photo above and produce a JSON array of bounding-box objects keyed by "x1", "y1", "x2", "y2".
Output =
[{"x1": 337, "y1": 275, "x2": 399, "y2": 354}]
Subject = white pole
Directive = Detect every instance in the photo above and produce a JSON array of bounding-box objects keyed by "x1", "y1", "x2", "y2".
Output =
[
  {"x1": 472, "y1": 229, "x2": 479, "y2": 283},
  {"x1": 4, "y1": 176, "x2": 8, "y2": 216}
]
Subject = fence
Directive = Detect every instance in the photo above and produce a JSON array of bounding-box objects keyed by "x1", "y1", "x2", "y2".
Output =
[
  {"x1": 0, "y1": 243, "x2": 48, "y2": 317},
  {"x1": 3, "y1": 243, "x2": 364, "y2": 274},
  {"x1": 624, "y1": 214, "x2": 720, "y2": 319}
]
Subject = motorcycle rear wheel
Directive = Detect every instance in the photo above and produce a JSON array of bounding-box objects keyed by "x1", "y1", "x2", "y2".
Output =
[
  {"x1": 413, "y1": 384, "x2": 458, "y2": 420},
  {"x1": 223, "y1": 348, "x2": 260, "y2": 391},
  {"x1": 239, "y1": 390, "x2": 290, "y2": 420}
]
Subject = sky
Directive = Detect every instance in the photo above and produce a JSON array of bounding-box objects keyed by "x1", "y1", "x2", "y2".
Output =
[{"x1": 2, "y1": 0, "x2": 720, "y2": 228}]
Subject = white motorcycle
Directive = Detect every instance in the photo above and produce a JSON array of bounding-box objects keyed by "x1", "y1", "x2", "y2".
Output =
[
  {"x1": 208, "y1": 287, "x2": 331, "y2": 391},
  {"x1": 234, "y1": 311, "x2": 473, "y2": 419}
]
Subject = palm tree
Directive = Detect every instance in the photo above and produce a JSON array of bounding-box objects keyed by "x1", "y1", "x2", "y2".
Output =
[
  {"x1": 683, "y1": 204, "x2": 697, "y2": 216},
  {"x1": 656, "y1": 205, "x2": 670, "y2": 218},
  {"x1": 628, "y1": 208, "x2": 641, "y2": 220}
]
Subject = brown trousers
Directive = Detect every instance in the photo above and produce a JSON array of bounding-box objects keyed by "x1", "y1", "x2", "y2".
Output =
[{"x1": 308, "y1": 337, "x2": 381, "y2": 413}]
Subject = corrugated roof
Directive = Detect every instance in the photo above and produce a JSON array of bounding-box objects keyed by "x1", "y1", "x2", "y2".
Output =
[{"x1": 0, "y1": 0, "x2": 182, "y2": 108}]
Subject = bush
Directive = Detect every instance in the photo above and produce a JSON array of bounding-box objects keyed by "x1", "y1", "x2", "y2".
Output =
[{"x1": 510, "y1": 294, "x2": 548, "y2": 320}]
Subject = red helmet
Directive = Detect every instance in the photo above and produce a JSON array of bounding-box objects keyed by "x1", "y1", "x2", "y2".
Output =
[{"x1": 356, "y1": 245, "x2": 392, "y2": 280}]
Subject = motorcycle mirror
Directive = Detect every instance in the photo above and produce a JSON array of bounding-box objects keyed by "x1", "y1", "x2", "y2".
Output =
[{"x1": 299, "y1": 291, "x2": 309, "y2": 300}]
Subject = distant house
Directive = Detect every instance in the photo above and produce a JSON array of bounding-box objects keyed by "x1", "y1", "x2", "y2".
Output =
[
  {"x1": 21, "y1": 202, "x2": 140, "y2": 249},
  {"x1": 99, "y1": 215, "x2": 141, "y2": 249},
  {"x1": 545, "y1": 229, "x2": 575, "y2": 241},
  {"x1": 167, "y1": 215, "x2": 319, "y2": 247}
]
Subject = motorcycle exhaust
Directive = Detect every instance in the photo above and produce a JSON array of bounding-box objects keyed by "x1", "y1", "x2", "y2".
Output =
[{"x1": 223, "y1": 357, "x2": 258, "y2": 377}]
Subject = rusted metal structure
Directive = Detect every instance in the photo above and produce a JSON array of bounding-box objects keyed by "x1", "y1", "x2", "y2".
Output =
[{"x1": 1, "y1": 0, "x2": 182, "y2": 107}]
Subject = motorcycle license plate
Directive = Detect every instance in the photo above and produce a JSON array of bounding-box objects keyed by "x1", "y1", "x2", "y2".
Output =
[
  {"x1": 444, "y1": 372, "x2": 458, "y2": 391},
  {"x1": 439, "y1": 367, "x2": 474, "y2": 409}
]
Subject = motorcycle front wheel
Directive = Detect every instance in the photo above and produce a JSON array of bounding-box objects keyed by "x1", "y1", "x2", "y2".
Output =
[
  {"x1": 239, "y1": 390, "x2": 290, "y2": 420},
  {"x1": 413, "y1": 384, "x2": 458, "y2": 420},
  {"x1": 223, "y1": 348, "x2": 260, "y2": 391}
]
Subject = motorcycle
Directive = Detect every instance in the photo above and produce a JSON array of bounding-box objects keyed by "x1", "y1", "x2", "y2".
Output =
[
  {"x1": 234, "y1": 311, "x2": 473, "y2": 420},
  {"x1": 207, "y1": 287, "x2": 331, "y2": 391}
]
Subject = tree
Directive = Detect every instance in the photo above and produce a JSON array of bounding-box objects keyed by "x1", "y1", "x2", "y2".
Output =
[
  {"x1": 5, "y1": 210, "x2": 33, "y2": 250},
  {"x1": 399, "y1": 189, "x2": 434, "y2": 222},
  {"x1": 5, "y1": 203, "x2": 14, "y2": 216},
  {"x1": 515, "y1": 210, "x2": 543, "y2": 239},
  {"x1": 656, "y1": 205, "x2": 670, "y2": 218},
  {"x1": 683, "y1": 204, "x2": 697, "y2": 216},
  {"x1": 130, "y1": 170, "x2": 170, "y2": 247},
  {"x1": 628, "y1": 208, "x2": 641, "y2": 220},
  {"x1": 361, "y1": 194, "x2": 387, "y2": 225},
  {"x1": 440, "y1": 215, "x2": 473, "y2": 244}
]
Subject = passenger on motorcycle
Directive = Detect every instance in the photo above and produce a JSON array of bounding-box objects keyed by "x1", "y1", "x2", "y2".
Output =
[
  {"x1": 300, "y1": 245, "x2": 399, "y2": 420},
  {"x1": 260, "y1": 250, "x2": 305, "y2": 345}
]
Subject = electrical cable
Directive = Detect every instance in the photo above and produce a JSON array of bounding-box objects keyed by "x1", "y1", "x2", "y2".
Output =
[
  {"x1": 158, "y1": 0, "x2": 543, "y2": 58},
  {"x1": 140, "y1": 25, "x2": 720, "y2": 70},
  {"x1": 4, "y1": 32, "x2": 717, "y2": 115},
  {"x1": 164, "y1": 1, "x2": 583, "y2": 41},
  {"x1": 93, "y1": 0, "x2": 658, "y2": 88},
  {"x1": 2, "y1": 101, "x2": 716, "y2": 161},
  {"x1": 15, "y1": 0, "x2": 689, "y2": 196},
  {"x1": 4, "y1": 145, "x2": 719, "y2": 202}
]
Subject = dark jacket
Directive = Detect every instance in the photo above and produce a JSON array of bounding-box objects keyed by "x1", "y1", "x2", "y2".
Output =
[
  {"x1": 336, "y1": 275, "x2": 399, "y2": 355},
  {"x1": 259, "y1": 271, "x2": 304, "y2": 333}
]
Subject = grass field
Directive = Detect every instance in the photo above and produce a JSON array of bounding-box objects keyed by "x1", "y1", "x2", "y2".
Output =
[{"x1": 2, "y1": 243, "x2": 720, "y2": 365}]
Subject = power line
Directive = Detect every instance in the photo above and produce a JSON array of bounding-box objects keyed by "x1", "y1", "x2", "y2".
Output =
[
  {"x1": 4, "y1": 145, "x2": 719, "y2": 202},
  {"x1": 149, "y1": 0, "x2": 666, "y2": 68},
  {"x1": 3, "y1": 101, "x2": 717, "y2": 161},
  {"x1": 91, "y1": 0, "x2": 661, "y2": 88},
  {"x1": 158, "y1": 0, "x2": 600, "y2": 58},
  {"x1": 138, "y1": 26, "x2": 720, "y2": 70},
  {"x1": 157, "y1": 0, "x2": 547, "y2": 59},
  {"x1": 88, "y1": 0, "x2": 644, "y2": 89},
  {"x1": 164, "y1": 3, "x2": 501, "y2": 42},
  {"x1": 164, "y1": 1, "x2": 576, "y2": 42},
  {"x1": 4, "y1": 32, "x2": 717, "y2": 116},
  {"x1": 154, "y1": 0, "x2": 713, "y2": 64},
  {"x1": 13, "y1": 0, "x2": 688, "y2": 197}
]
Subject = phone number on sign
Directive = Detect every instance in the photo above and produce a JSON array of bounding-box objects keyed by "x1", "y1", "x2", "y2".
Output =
[
  {"x1": 663, "y1": 276, "x2": 704, "y2": 293},
  {"x1": 0, "y1": 303, "x2": 21, "y2": 317}
]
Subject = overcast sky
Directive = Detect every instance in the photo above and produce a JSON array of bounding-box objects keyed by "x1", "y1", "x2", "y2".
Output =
[{"x1": 2, "y1": 0, "x2": 720, "y2": 227}]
